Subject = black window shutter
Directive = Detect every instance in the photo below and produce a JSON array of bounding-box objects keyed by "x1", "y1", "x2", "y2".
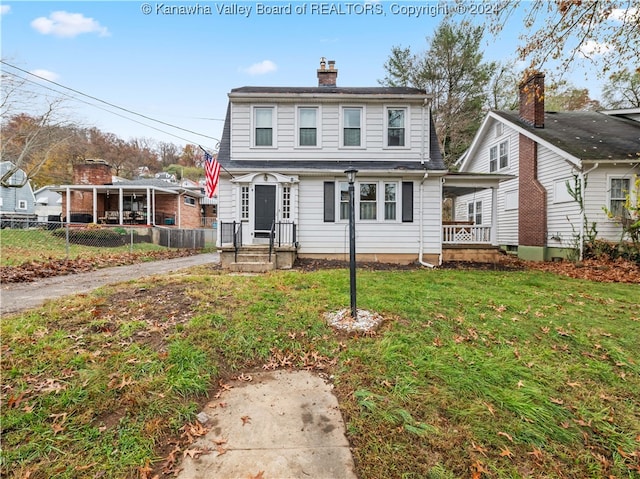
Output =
[
  {"x1": 402, "y1": 181, "x2": 413, "y2": 222},
  {"x1": 324, "y1": 182, "x2": 335, "y2": 222}
]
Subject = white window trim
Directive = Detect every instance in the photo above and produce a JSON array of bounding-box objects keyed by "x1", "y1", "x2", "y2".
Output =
[
  {"x1": 336, "y1": 180, "x2": 401, "y2": 223},
  {"x1": 495, "y1": 122, "x2": 504, "y2": 137},
  {"x1": 489, "y1": 139, "x2": 509, "y2": 172},
  {"x1": 240, "y1": 185, "x2": 250, "y2": 221},
  {"x1": 340, "y1": 105, "x2": 366, "y2": 149},
  {"x1": 184, "y1": 196, "x2": 196, "y2": 206},
  {"x1": 251, "y1": 105, "x2": 277, "y2": 148},
  {"x1": 467, "y1": 200, "x2": 483, "y2": 225},
  {"x1": 607, "y1": 175, "x2": 632, "y2": 215},
  {"x1": 384, "y1": 106, "x2": 409, "y2": 149},
  {"x1": 295, "y1": 105, "x2": 321, "y2": 148},
  {"x1": 17, "y1": 199, "x2": 28, "y2": 210}
]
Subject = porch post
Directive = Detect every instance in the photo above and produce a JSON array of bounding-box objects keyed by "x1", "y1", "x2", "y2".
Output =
[
  {"x1": 146, "y1": 188, "x2": 151, "y2": 225},
  {"x1": 118, "y1": 187, "x2": 124, "y2": 225},
  {"x1": 491, "y1": 187, "x2": 498, "y2": 245},
  {"x1": 92, "y1": 188, "x2": 98, "y2": 223},
  {"x1": 65, "y1": 186, "x2": 71, "y2": 224}
]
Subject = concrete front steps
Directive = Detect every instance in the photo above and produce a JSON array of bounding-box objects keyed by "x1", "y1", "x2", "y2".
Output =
[{"x1": 220, "y1": 244, "x2": 297, "y2": 273}]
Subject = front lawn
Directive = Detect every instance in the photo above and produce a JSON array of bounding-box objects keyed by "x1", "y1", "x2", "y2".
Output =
[{"x1": 1, "y1": 266, "x2": 638, "y2": 478}]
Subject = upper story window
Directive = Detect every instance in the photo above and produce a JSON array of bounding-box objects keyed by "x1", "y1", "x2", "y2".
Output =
[
  {"x1": 254, "y1": 107, "x2": 274, "y2": 147},
  {"x1": 495, "y1": 122, "x2": 504, "y2": 137},
  {"x1": 298, "y1": 107, "x2": 318, "y2": 147},
  {"x1": 609, "y1": 178, "x2": 630, "y2": 217},
  {"x1": 343, "y1": 107, "x2": 362, "y2": 147},
  {"x1": 387, "y1": 108, "x2": 406, "y2": 147},
  {"x1": 17, "y1": 199, "x2": 27, "y2": 210},
  {"x1": 489, "y1": 140, "x2": 509, "y2": 172}
]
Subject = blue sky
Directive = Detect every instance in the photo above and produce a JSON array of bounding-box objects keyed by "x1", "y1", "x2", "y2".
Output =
[{"x1": 0, "y1": 1, "x2": 628, "y2": 150}]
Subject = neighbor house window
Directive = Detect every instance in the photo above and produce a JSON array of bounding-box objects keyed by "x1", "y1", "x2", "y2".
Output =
[
  {"x1": 360, "y1": 183, "x2": 377, "y2": 220},
  {"x1": 282, "y1": 186, "x2": 291, "y2": 219},
  {"x1": 298, "y1": 107, "x2": 317, "y2": 146},
  {"x1": 489, "y1": 140, "x2": 508, "y2": 172},
  {"x1": 241, "y1": 186, "x2": 249, "y2": 220},
  {"x1": 184, "y1": 196, "x2": 196, "y2": 206},
  {"x1": 17, "y1": 200, "x2": 27, "y2": 210},
  {"x1": 343, "y1": 108, "x2": 362, "y2": 147},
  {"x1": 384, "y1": 183, "x2": 397, "y2": 220},
  {"x1": 610, "y1": 178, "x2": 630, "y2": 217},
  {"x1": 468, "y1": 201, "x2": 482, "y2": 224},
  {"x1": 339, "y1": 182, "x2": 349, "y2": 220},
  {"x1": 254, "y1": 107, "x2": 273, "y2": 146},
  {"x1": 387, "y1": 108, "x2": 405, "y2": 146}
]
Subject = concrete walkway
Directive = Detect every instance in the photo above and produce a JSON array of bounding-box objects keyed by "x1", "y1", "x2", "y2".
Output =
[
  {"x1": 1, "y1": 253, "x2": 359, "y2": 479},
  {"x1": 177, "y1": 370, "x2": 357, "y2": 479},
  {"x1": 0, "y1": 253, "x2": 220, "y2": 315}
]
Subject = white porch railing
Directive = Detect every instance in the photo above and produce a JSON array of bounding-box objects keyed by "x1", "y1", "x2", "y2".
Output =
[{"x1": 443, "y1": 224, "x2": 492, "y2": 244}]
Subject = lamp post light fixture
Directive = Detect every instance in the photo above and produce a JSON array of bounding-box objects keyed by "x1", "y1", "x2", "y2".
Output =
[{"x1": 344, "y1": 167, "x2": 358, "y2": 319}]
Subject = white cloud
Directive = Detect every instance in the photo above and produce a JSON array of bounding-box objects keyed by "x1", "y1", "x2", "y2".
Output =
[
  {"x1": 30, "y1": 69, "x2": 60, "y2": 82},
  {"x1": 1, "y1": 5, "x2": 11, "y2": 15},
  {"x1": 242, "y1": 60, "x2": 277, "y2": 75},
  {"x1": 578, "y1": 40, "x2": 612, "y2": 58},
  {"x1": 31, "y1": 11, "x2": 110, "y2": 38},
  {"x1": 609, "y1": 7, "x2": 639, "y2": 23}
]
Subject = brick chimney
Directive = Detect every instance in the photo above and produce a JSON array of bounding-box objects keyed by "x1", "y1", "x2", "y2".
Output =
[
  {"x1": 73, "y1": 159, "x2": 112, "y2": 185},
  {"x1": 519, "y1": 72, "x2": 545, "y2": 128},
  {"x1": 317, "y1": 57, "x2": 337, "y2": 87}
]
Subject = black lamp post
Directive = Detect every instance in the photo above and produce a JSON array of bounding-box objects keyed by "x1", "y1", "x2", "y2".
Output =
[{"x1": 345, "y1": 167, "x2": 358, "y2": 319}]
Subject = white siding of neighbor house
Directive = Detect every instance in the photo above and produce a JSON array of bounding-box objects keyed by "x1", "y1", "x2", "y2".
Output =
[
  {"x1": 230, "y1": 101, "x2": 431, "y2": 163},
  {"x1": 297, "y1": 176, "x2": 442, "y2": 256},
  {"x1": 457, "y1": 119, "x2": 520, "y2": 246},
  {"x1": 584, "y1": 165, "x2": 639, "y2": 242}
]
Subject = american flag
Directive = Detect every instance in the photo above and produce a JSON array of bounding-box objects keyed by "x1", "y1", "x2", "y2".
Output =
[{"x1": 204, "y1": 151, "x2": 220, "y2": 198}]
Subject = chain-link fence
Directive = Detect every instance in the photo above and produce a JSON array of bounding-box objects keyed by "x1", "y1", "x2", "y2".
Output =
[{"x1": 0, "y1": 219, "x2": 216, "y2": 266}]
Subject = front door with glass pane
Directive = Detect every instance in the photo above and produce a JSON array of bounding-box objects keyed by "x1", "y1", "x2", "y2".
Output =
[{"x1": 254, "y1": 185, "x2": 276, "y2": 238}]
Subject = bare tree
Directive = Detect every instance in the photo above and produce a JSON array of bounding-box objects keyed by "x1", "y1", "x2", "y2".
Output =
[
  {"x1": 1, "y1": 71, "x2": 73, "y2": 187},
  {"x1": 601, "y1": 68, "x2": 640, "y2": 108}
]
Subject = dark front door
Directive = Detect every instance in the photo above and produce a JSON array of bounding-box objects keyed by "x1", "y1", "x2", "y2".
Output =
[{"x1": 255, "y1": 185, "x2": 276, "y2": 233}]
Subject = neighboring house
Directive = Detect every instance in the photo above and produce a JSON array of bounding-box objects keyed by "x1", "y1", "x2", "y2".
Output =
[
  {"x1": 55, "y1": 159, "x2": 203, "y2": 228},
  {"x1": 216, "y1": 59, "x2": 506, "y2": 269},
  {"x1": 34, "y1": 186, "x2": 62, "y2": 221},
  {"x1": 457, "y1": 73, "x2": 640, "y2": 261},
  {"x1": 155, "y1": 172, "x2": 177, "y2": 183},
  {"x1": 0, "y1": 161, "x2": 37, "y2": 224}
]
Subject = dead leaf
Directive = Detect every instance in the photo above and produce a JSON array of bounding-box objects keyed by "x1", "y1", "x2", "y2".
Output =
[
  {"x1": 516, "y1": 380, "x2": 524, "y2": 389},
  {"x1": 237, "y1": 373, "x2": 253, "y2": 382},
  {"x1": 247, "y1": 472, "x2": 265, "y2": 479},
  {"x1": 549, "y1": 397, "x2": 564, "y2": 405},
  {"x1": 528, "y1": 447, "x2": 544, "y2": 461},
  {"x1": 241, "y1": 415, "x2": 251, "y2": 426},
  {"x1": 470, "y1": 460, "x2": 489, "y2": 479},
  {"x1": 500, "y1": 446, "x2": 513, "y2": 458},
  {"x1": 497, "y1": 431, "x2": 513, "y2": 442}
]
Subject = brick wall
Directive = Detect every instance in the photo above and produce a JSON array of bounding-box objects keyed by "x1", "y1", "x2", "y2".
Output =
[
  {"x1": 154, "y1": 194, "x2": 201, "y2": 228},
  {"x1": 518, "y1": 72, "x2": 545, "y2": 128},
  {"x1": 518, "y1": 136, "x2": 547, "y2": 246},
  {"x1": 73, "y1": 162, "x2": 112, "y2": 185}
]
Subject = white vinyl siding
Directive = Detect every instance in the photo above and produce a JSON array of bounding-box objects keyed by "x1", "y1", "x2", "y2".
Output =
[{"x1": 297, "y1": 176, "x2": 442, "y2": 256}]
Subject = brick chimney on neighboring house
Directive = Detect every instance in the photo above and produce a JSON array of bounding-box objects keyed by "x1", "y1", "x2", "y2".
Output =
[
  {"x1": 317, "y1": 58, "x2": 337, "y2": 87},
  {"x1": 73, "y1": 159, "x2": 112, "y2": 185},
  {"x1": 518, "y1": 72, "x2": 547, "y2": 259}
]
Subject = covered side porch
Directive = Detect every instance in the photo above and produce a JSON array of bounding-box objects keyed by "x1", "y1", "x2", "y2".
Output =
[{"x1": 442, "y1": 172, "x2": 513, "y2": 262}]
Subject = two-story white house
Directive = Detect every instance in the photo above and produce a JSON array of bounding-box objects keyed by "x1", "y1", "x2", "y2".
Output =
[
  {"x1": 216, "y1": 59, "x2": 454, "y2": 270},
  {"x1": 456, "y1": 73, "x2": 640, "y2": 261}
]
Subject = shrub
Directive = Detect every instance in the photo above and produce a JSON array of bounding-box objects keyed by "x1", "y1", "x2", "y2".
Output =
[{"x1": 51, "y1": 227, "x2": 126, "y2": 247}]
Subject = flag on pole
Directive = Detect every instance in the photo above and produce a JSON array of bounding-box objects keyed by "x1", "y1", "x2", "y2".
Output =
[{"x1": 204, "y1": 151, "x2": 220, "y2": 198}]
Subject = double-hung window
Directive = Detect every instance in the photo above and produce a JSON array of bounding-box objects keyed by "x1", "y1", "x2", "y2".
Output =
[
  {"x1": 489, "y1": 140, "x2": 508, "y2": 172},
  {"x1": 609, "y1": 178, "x2": 630, "y2": 217},
  {"x1": 468, "y1": 201, "x2": 482, "y2": 225},
  {"x1": 254, "y1": 107, "x2": 273, "y2": 146},
  {"x1": 359, "y1": 183, "x2": 377, "y2": 220},
  {"x1": 384, "y1": 183, "x2": 397, "y2": 220},
  {"x1": 343, "y1": 108, "x2": 362, "y2": 147},
  {"x1": 339, "y1": 182, "x2": 350, "y2": 220},
  {"x1": 387, "y1": 108, "x2": 405, "y2": 147},
  {"x1": 298, "y1": 107, "x2": 318, "y2": 146}
]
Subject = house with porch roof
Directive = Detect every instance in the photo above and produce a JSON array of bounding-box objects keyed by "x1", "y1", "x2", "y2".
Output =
[
  {"x1": 216, "y1": 59, "x2": 508, "y2": 271},
  {"x1": 456, "y1": 73, "x2": 640, "y2": 261}
]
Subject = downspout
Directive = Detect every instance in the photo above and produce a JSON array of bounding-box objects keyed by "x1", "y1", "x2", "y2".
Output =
[
  {"x1": 418, "y1": 172, "x2": 436, "y2": 268},
  {"x1": 578, "y1": 163, "x2": 599, "y2": 261}
]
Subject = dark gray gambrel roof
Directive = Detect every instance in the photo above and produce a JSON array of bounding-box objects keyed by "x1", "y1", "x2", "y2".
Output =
[
  {"x1": 217, "y1": 88, "x2": 446, "y2": 172},
  {"x1": 494, "y1": 110, "x2": 640, "y2": 162}
]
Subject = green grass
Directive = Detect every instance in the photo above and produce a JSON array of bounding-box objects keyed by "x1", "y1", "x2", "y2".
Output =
[
  {"x1": 0, "y1": 228, "x2": 171, "y2": 266},
  {"x1": 1, "y1": 266, "x2": 639, "y2": 478}
]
